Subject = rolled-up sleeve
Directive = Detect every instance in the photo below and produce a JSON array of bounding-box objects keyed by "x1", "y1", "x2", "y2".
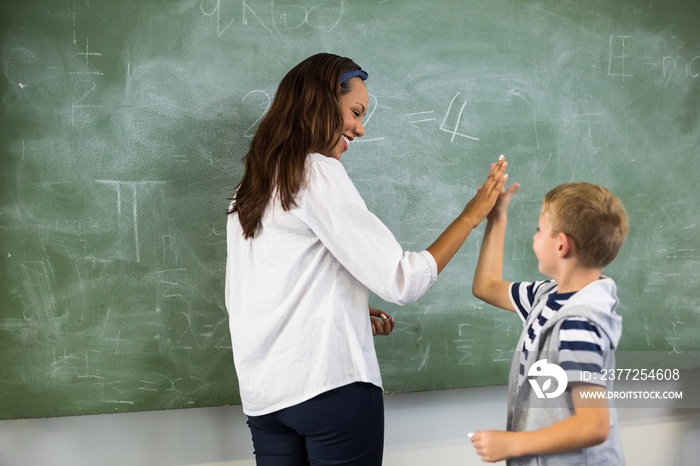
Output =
[{"x1": 293, "y1": 154, "x2": 438, "y2": 305}]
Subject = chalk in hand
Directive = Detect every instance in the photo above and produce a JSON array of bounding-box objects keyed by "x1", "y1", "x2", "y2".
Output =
[{"x1": 468, "y1": 432, "x2": 474, "y2": 438}]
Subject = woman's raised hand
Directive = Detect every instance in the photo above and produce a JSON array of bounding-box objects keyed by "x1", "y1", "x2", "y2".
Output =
[{"x1": 461, "y1": 155, "x2": 510, "y2": 228}]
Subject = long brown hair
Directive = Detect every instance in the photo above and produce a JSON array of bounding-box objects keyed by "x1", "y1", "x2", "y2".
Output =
[{"x1": 229, "y1": 53, "x2": 364, "y2": 238}]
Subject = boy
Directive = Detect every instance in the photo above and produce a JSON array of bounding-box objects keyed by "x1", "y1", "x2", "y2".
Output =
[{"x1": 470, "y1": 181, "x2": 629, "y2": 465}]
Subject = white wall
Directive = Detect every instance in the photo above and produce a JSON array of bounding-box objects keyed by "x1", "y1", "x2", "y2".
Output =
[{"x1": 1, "y1": 383, "x2": 698, "y2": 466}]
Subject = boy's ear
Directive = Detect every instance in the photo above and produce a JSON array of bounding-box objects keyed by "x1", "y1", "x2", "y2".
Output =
[{"x1": 557, "y1": 232, "x2": 572, "y2": 259}]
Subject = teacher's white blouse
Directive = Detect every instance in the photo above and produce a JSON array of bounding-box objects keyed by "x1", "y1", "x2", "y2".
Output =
[{"x1": 225, "y1": 153, "x2": 437, "y2": 416}]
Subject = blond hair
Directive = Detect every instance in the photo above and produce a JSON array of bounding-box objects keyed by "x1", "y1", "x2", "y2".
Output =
[{"x1": 542, "y1": 182, "x2": 629, "y2": 268}]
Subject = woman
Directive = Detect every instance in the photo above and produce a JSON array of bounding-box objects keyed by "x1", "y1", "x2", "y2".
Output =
[{"x1": 225, "y1": 53, "x2": 508, "y2": 466}]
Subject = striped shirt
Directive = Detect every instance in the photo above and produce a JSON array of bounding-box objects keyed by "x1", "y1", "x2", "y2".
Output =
[
  {"x1": 225, "y1": 153, "x2": 438, "y2": 416},
  {"x1": 510, "y1": 280, "x2": 611, "y2": 388}
]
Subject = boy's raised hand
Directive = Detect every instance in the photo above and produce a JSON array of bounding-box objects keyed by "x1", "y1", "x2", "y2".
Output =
[
  {"x1": 426, "y1": 154, "x2": 513, "y2": 274},
  {"x1": 461, "y1": 155, "x2": 510, "y2": 227},
  {"x1": 487, "y1": 181, "x2": 521, "y2": 222}
]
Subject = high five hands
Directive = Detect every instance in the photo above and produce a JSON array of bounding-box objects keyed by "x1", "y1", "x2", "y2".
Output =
[{"x1": 466, "y1": 154, "x2": 511, "y2": 226}]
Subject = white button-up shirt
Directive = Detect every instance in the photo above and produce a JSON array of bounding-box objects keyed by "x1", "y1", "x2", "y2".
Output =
[{"x1": 225, "y1": 153, "x2": 438, "y2": 416}]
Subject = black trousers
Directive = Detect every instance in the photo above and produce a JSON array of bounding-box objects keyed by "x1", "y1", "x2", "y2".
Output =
[{"x1": 246, "y1": 382, "x2": 385, "y2": 466}]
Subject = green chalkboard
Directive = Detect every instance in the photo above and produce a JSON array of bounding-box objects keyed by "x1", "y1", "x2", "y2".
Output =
[{"x1": 1, "y1": 0, "x2": 699, "y2": 419}]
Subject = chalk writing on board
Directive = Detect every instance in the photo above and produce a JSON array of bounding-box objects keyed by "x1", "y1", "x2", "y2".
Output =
[
  {"x1": 506, "y1": 80, "x2": 541, "y2": 150},
  {"x1": 663, "y1": 56, "x2": 700, "y2": 78},
  {"x1": 407, "y1": 110, "x2": 436, "y2": 127},
  {"x1": 71, "y1": 81, "x2": 101, "y2": 126},
  {"x1": 356, "y1": 93, "x2": 385, "y2": 143},
  {"x1": 239, "y1": 85, "x2": 505, "y2": 147},
  {"x1": 455, "y1": 323, "x2": 475, "y2": 366},
  {"x1": 271, "y1": 0, "x2": 344, "y2": 33},
  {"x1": 75, "y1": 38, "x2": 102, "y2": 73},
  {"x1": 404, "y1": 94, "x2": 481, "y2": 143},
  {"x1": 200, "y1": 0, "x2": 344, "y2": 37},
  {"x1": 493, "y1": 349, "x2": 510, "y2": 363},
  {"x1": 66, "y1": 38, "x2": 104, "y2": 125},
  {"x1": 95, "y1": 180, "x2": 168, "y2": 263},
  {"x1": 608, "y1": 35, "x2": 632, "y2": 80},
  {"x1": 3, "y1": 47, "x2": 40, "y2": 88},
  {"x1": 454, "y1": 315, "x2": 514, "y2": 366},
  {"x1": 242, "y1": 89, "x2": 385, "y2": 142},
  {"x1": 242, "y1": 90, "x2": 271, "y2": 138},
  {"x1": 440, "y1": 93, "x2": 480, "y2": 143},
  {"x1": 609, "y1": 34, "x2": 700, "y2": 80},
  {"x1": 200, "y1": 0, "x2": 273, "y2": 36}
]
